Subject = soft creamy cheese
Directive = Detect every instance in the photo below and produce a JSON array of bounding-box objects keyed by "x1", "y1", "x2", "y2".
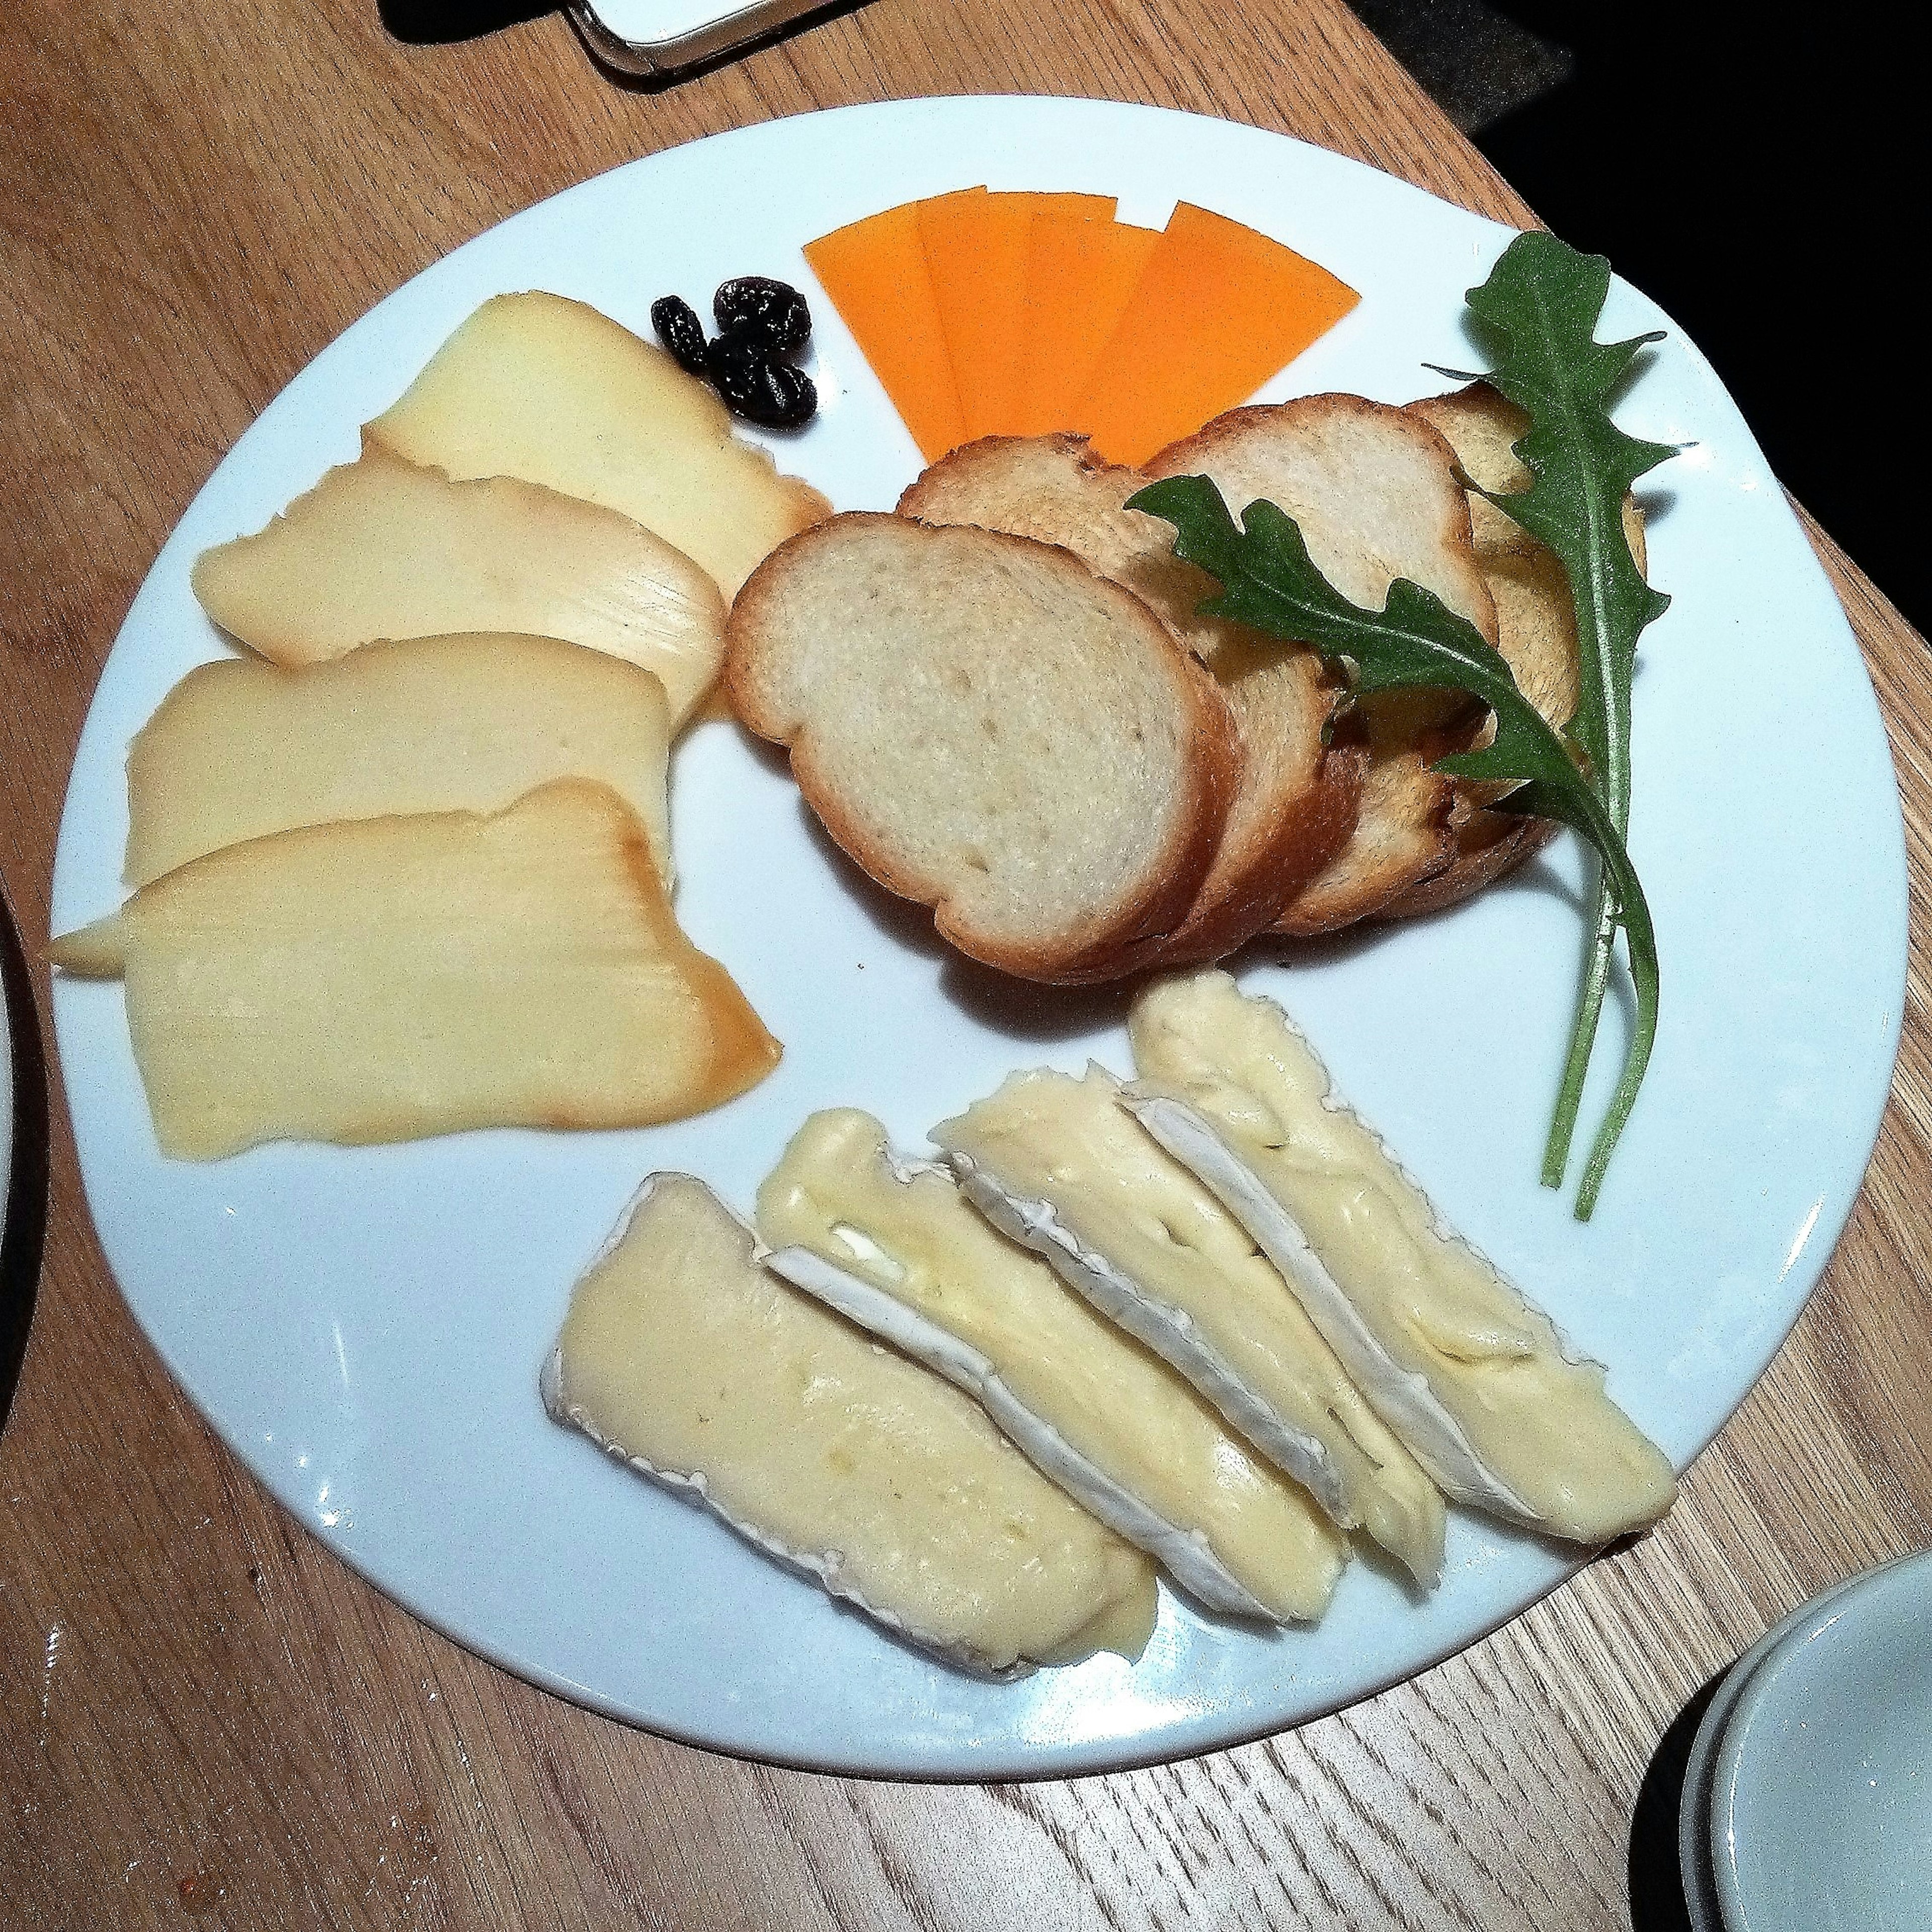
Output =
[
  {"x1": 756, "y1": 1111, "x2": 1346, "y2": 1624},
  {"x1": 1127, "y1": 972, "x2": 1677, "y2": 1545},
  {"x1": 543, "y1": 1172, "x2": 1158, "y2": 1676},
  {"x1": 932, "y1": 1065, "x2": 1446, "y2": 1587}
]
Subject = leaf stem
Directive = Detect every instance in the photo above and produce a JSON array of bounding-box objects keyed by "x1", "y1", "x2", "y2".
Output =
[
  {"x1": 1542, "y1": 883, "x2": 1616, "y2": 1188},
  {"x1": 1575, "y1": 924, "x2": 1658, "y2": 1221},
  {"x1": 1538, "y1": 782, "x2": 1659, "y2": 1221}
]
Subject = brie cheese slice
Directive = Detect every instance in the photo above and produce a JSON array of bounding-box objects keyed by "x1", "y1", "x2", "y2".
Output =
[
  {"x1": 1127, "y1": 971, "x2": 1677, "y2": 1545},
  {"x1": 756, "y1": 1110, "x2": 1346, "y2": 1625},
  {"x1": 932, "y1": 1064, "x2": 1446, "y2": 1587},
  {"x1": 542, "y1": 1173, "x2": 1159, "y2": 1677}
]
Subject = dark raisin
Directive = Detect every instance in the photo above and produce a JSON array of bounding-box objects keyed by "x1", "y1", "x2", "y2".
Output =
[
  {"x1": 650, "y1": 295, "x2": 709, "y2": 378},
  {"x1": 705, "y1": 328, "x2": 817, "y2": 429},
  {"x1": 712, "y1": 276, "x2": 811, "y2": 357}
]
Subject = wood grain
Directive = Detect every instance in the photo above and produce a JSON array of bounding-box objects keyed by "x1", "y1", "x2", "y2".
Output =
[{"x1": 3, "y1": 3, "x2": 1927, "y2": 1927}]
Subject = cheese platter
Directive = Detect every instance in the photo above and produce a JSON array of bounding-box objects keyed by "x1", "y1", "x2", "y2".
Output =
[{"x1": 47, "y1": 97, "x2": 1906, "y2": 1776}]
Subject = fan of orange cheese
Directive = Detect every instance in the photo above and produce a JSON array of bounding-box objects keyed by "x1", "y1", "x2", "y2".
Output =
[{"x1": 802, "y1": 189, "x2": 1359, "y2": 466}]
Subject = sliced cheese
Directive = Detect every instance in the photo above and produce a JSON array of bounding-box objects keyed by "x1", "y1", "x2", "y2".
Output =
[
  {"x1": 919, "y1": 189, "x2": 1035, "y2": 443},
  {"x1": 543, "y1": 1173, "x2": 1158, "y2": 1676},
  {"x1": 756, "y1": 1109, "x2": 1345, "y2": 1624},
  {"x1": 364, "y1": 292, "x2": 829, "y2": 599},
  {"x1": 124, "y1": 632, "x2": 674, "y2": 888},
  {"x1": 1016, "y1": 205, "x2": 1160, "y2": 437},
  {"x1": 803, "y1": 195, "x2": 973, "y2": 462},
  {"x1": 50, "y1": 780, "x2": 779, "y2": 1160},
  {"x1": 1126, "y1": 971, "x2": 1678, "y2": 1544},
  {"x1": 932, "y1": 1064, "x2": 1445, "y2": 1586},
  {"x1": 1073, "y1": 205, "x2": 1360, "y2": 466},
  {"x1": 189, "y1": 447, "x2": 726, "y2": 727}
]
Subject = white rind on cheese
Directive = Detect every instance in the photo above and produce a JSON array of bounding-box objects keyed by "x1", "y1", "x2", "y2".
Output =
[
  {"x1": 542, "y1": 1332, "x2": 1025, "y2": 1678},
  {"x1": 765, "y1": 1243, "x2": 1269, "y2": 1621},
  {"x1": 543, "y1": 1172, "x2": 1158, "y2": 1677},
  {"x1": 1123, "y1": 1092, "x2": 1528, "y2": 1523},
  {"x1": 944, "y1": 1150, "x2": 1342, "y2": 1523},
  {"x1": 932, "y1": 1064, "x2": 1446, "y2": 1587},
  {"x1": 1126, "y1": 970, "x2": 1678, "y2": 1545},
  {"x1": 756, "y1": 1110, "x2": 1346, "y2": 1626}
]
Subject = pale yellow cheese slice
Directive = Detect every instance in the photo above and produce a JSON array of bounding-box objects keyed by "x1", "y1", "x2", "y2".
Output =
[
  {"x1": 50, "y1": 779, "x2": 779, "y2": 1160},
  {"x1": 756, "y1": 1109, "x2": 1345, "y2": 1625},
  {"x1": 125, "y1": 632, "x2": 673, "y2": 888},
  {"x1": 190, "y1": 447, "x2": 727, "y2": 727},
  {"x1": 543, "y1": 1174, "x2": 1157, "y2": 1676},
  {"x1": 364, "y1": 292, "x2": 829, "y2": 600},
  {"x1": 932, "y1": 1064, "x2": 1446, "y2": 1586},
  {"x1": 1127, "y1": 970, "x2": 1677, "y2": 1544}
]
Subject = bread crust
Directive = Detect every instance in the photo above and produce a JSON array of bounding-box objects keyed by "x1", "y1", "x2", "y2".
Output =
[
  {"x1": 1143, "y1": 396, "x2": 1498, "y2": 937},
  {"x1": 726, "y1": 513, "x2": 1236, "y2": 984},
  {"x1": 901, "y1": 435, "x2": 1356, "y2": 965},
  {"x1": 1387, "y1": 383, "x2": 1646, "y2": 920}
]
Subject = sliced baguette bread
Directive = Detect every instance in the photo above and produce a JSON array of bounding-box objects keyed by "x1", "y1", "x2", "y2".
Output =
[
  {"x1": 899, "y1": 435, "x2": 1358, "y2": 964},
  {"x1": 1390, "y1": 382, "x2": 1647, "y2": 918},
  {"x1": 1144, "y1": 396, "x2": 1501, "y2": 936},
  {"x1": 726, "y1": 513, "x2": 1238, "y2": 983}
]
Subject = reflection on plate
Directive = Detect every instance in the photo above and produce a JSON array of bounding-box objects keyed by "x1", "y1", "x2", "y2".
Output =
[{"x1": 48, "y1": 98, "x2": 1907, "y2": 1777}]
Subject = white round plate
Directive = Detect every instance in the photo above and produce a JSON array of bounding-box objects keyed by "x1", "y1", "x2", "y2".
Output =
[
  {"x1": 49, "y1": 98, "x2": 1907, "y2": 1778},
  {"x1": 1712, "y1": 1550, "x2": 1932, "y2": 1931}
]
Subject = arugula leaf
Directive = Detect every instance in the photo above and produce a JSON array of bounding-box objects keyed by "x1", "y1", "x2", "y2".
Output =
[
  {"x1": 1460, "y1": 233, "x2": 1676, "y2": 1200},
  {"x1": 1126, "y1": 473, "x2": 1658, "y2": 1218}
]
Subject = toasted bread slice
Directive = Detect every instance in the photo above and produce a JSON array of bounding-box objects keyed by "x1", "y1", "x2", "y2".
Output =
[
  {"x1": 899, "y1": 436, "x2": 1357, "y2": 962},
  {"x1": 726, "y1": 513, "x2": 1237, "y2": 983},
  {"x1": 1144, "y1": 396, "x2": 1501, "y2": 936},
  {"x1": 1274, "y1": 699, "x2": 1475, "y2": 936},
  {"x1": 1390, "y1": 382, "x2": 1648, "y2": 918}
]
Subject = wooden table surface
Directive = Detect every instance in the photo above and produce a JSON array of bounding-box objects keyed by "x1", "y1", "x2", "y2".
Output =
[{"x1": 4, "y1": 3, "x2": 1928, "y2": 1926}]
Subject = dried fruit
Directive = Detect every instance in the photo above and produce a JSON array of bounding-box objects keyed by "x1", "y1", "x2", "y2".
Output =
[
  {"x1": 713, "y1": 276, "x2": 812, "y2": 357},
  {"x1": 706, "y1": 328, "x2": 817, "y2": 430},
  {"x1": 650, "y1": 295, "x2": 710, "y2": 378}
]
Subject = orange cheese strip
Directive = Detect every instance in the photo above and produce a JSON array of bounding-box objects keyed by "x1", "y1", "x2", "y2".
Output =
[
  {"x1": 921, "y1": 190, "x2": 1036, "y2": 443},
  {"x1": 1072, "y1": 204, "x2": 1360, "y2": 466},
  {"x1": 803, "y1": 196, "x2": 977, "y2": 462},
  {"x1": 1018, "y1": 208, "x2": 1161, "y2": 437}
]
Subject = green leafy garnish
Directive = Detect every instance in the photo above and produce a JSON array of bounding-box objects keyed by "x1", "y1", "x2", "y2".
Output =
[
  {"x1": 1125, "y1": 474, "x2": 1657, "y2": 1218},
  {"x1": 1458, "y1": 233, "x2": 1676, "y2": 1207}
]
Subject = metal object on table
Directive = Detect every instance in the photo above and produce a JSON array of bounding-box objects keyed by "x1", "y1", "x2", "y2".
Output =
[
  {"x1": 1, "y1": 882, "x2": 48, "y2": 1436},
  {"x1": 569, "y1": 0, "x2": 851, "y2": 77}
]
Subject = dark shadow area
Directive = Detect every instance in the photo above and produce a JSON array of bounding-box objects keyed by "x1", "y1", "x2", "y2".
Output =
[
  {"x1": 1628, "y1": 1667, "x2": 1727, "y2": 1929},
  {"x1": 794, "y1": 801, "x2": 1148, "y2": 1041},
  {"x1": 1466, "y1": 2, "x2": 1931, "y2": 634},
  {"x1": 1350, "y1": 0, "x2": 1575, "y2": 134},
  {"x1": 936, "y1": 954, "x2": 1139, "y2": 1045},
  {"x1": 1, "y1": 889, "x2": 49, "y2": 1437},
  {"x1": 378, "y1": 0, "x2": 557, "y2": 45}
]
